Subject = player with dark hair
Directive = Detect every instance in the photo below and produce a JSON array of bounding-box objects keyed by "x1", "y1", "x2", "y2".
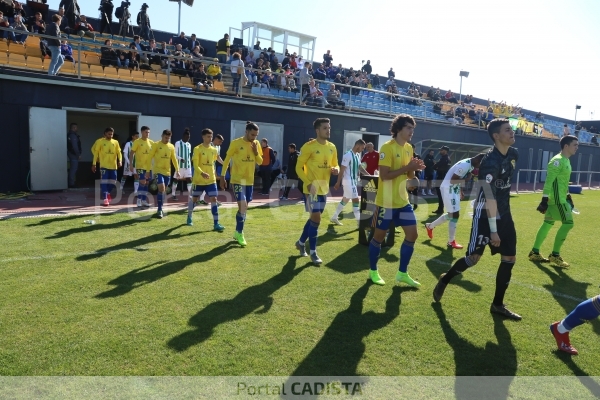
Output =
[
  {"x1": 172, "y1": 128, "x2": 192, "y2": 201},
  {"x1": 433, "y1": 119, "x2": 522, "y2": 320},
  {"x1": 91, "y1": 127, "x2": 122, "y2": 206},
  {"x1": 529, "y1": 135, "x2": 579, "y2": 267},
  {"x1": 130, "y1": 126, "x2": 153, "y2": 207},
  {"x1": 368, "y1": 114, "x2": 425, "y2": 286},
  {"x1": 426, "y1": 153, "x2": 485, "y2": 249},
  {"x1": 331, "y1": 139, "x2": 366, "y2": 228},
  {"x1": 550, "y1": 295, "x2": 600, "y2": 355},
  {"x1": 220, "y1": 121, "x2": 263, "y2": 247},
  {"x1": 295, "y1": 118, "x2": 339, "y2": 265},
  {"x1": 148, "y1": 130, "x2": 179, "y2": 219},
  {"x1": 187, "y1": 129, "x2": 224, "y2": 231},
  {"x1": 120, "y1": 131, "x2": 139, "y2": 194}
]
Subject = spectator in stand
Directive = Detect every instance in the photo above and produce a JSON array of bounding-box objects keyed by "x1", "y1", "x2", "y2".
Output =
[
  {"x1": 190, "y1": 45, "x2": 204, "y2": 59},
  {"x1": 323, "y1": 49, "x2": 333, "y2": 67},
  {"x1": 58, "y1": 0, "x2": 80, "y2": 32},
  {"x1": 536, "y1": 111, "x2": 544, "y2": 121},
  {"x1": 326, "y1": 84, "x2": 345, "y2": 110},
  {"x1": 253, "y1": 40, "x2": 261, "y2": 50},
  {"x1": 591, "y1": 135, "x2": 598, "y2": 146},
  {"x1": 562, "y1": 124, "x2": 570, "y2": 137},
  {"x1": 101, "y1": 39, "x2": 118, "y2": 67},
  {"x1": 445, "y1": 89, "x2": 458, "y2": 104},
  {"x1": 574, "y1": 121, "x2": 582, "y2": 137},
  {"x1": 345, "y1": 67, "x2": 354, "y2": 78},
  {"x1": 9, "y1": 14, "x2": 27, "y2": 44},
  {"x1": 245, "y1": 51, "x2": 255, "y2": 65},
  {"x1": 281, "y1": 53, "x2": 290, "y2": 69},
  {"x1": 46, "y1": 14, "x2": 64, "y2": 76},
  {"x1": 285, "y1": 73, "x2": 297, "y2": 92},
  {"x1": 130, "y1": 35, "x2": 148, "y2": 64},
  {"x1": 432, "y1": 89, "x2": 442, "y2": 102},
  {"x1": 361, "y1": 142, "x2": 379, "y2": 175},
  {"x1": 207, "y1": 58, "x2": 222, "y2": 82},
  {"x1": 172, "y1": 32, "x2": 189, "y2": 52},
  {"x1": 349, "y1": 75, "x2": 361, "y2": 95},
  {"x1": 426, "y1": 86, "x2": 435, "y2": 98},
  {"x1": 75, "y1": 15, "x2": 95, "y2": 39},
  {"x1": 0, "y1": 12, "x2": 10, "y2": 39},
  {"x1": 591, "y1": 126, "x2": 599, "y2": 134},
  {"x1": 259, "y1": 69, "x2": 275, "y2": 89},
  {"x1": 334, "y1": 73, "x2": 345, "y2": 91},
  {"x1": 229, "y1": 52, "x2": 244, "y2": 97},
  {"x1": 361, "y1": 60, "x2": 373, "y2": 78},
  {"x1": 302, "y1": 80, "x2": 327, "y2": 108},
  {"x1": 60, "y1": 40, "x2": 74, "y2": 62},
  {"x1": 56, "y1": 7, "x2": 70, "y2": 33},
  {"x1": 371, "y1": 74, "x2": 380, "y2": 89},
  {"x1": 116, "y1": 46, "x2": 130, "y2": 68},
  {"x1": 464, "y1": 94, "x2": 473, "y2": 104},
  {"x1": 193, "y1": 63, "x2": 210, "y2": 89},
  {"x1": 270, "y1": 56, "x2": 279, "y2": 71},
  {"x1": 385, "y1": 76, "x2": 395, "y2": 88},
  {"x1": 187, "y1": 33, "x2": 201, "y2": 53},
  {"x1": 388, "y1": 67, "x2": 395, "y2": 78},
  {"x1": 314, "y1": 64, "x2": 327, "y2": 81},
  {"x1": 289, "y1": 55, "x2": 298, "y2": 70},
  {"x1": 216, "y1": 33, "x2": 230, "y2": 64},
  {"x1": 299, "y1": 61, "x2": 312, "y2": 96}
]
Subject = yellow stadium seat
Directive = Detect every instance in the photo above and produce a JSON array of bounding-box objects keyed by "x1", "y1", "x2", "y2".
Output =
[
  {"x1": 8, "y1": 53, "x2": 27, "y2": 67},
  {"x1": 0, "y1": 40, "x2": 8, "y2": 52},
  {"x1": 212, "y1": 81, "x2": 225, "y2": 92},
  {"x1": 130, "y1": 70, "x2": 146, "y2": 83},
  {"x1": 9, "y1": 44, "x2": 26, "y2": 56},
  {"x1": 180, "y1": 76, "x2": 194, "y2": 89},
  {"x1": 0, "y1": 51, "x2": 8, "y2": 66},
  {"x1": 104, "y1": 66, "x2": 120, "y2": 78},
  {"x1": 86, "y1": 55, "x2": 101, "y2": 66},
  {"x1": 71, "y1": 50, "x2": 83, "y2": 63},
  {"x1": 25, "y1": 36, "x2": 40, "y2": 47},
  {"x1": 89, "y1": 64, "x2": 105, "y2": 78},
  {"x1": 61, "y1": 62, "x2": 76, "y2": 75},
  {"x1": 25, "y1": 46, "x2": 42, "y2": 58},
  {"x1": 26, "y1": 56, "x2": 44, "y2": 70}
]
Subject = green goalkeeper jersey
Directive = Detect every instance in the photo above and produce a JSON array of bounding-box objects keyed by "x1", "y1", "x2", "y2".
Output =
[{"x1": 543, "y1": 153, "x2": 571, "y2": 204}]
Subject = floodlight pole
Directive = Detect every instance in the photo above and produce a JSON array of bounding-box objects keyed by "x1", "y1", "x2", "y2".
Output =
[
  {"x1": 178, "y1": 0, "x2": 181, "y2": 35},
  {"x1": 459, "y1": 75, "x2": 463, "y2": 102},
  {"x1": 574, "y1": 105, "x2": 580, "y2": 125}
]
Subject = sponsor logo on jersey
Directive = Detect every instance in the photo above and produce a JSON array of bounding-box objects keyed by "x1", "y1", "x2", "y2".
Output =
[
  {"x1": 511, "y1": 160, "x2": 516, "y2": 168},
  {"x1": 364, "y1": 180, "x2": 378, "y2": 193}
]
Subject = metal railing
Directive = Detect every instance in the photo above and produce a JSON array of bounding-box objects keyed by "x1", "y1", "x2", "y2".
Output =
[{"x1": 515, "y1": 169, "x2": 600, "y2": 193}]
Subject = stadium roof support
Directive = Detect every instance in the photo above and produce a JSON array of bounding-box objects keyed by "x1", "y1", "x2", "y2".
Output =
[{"x1": 232, "y1": 22, "x2": 316, "y2": 62}]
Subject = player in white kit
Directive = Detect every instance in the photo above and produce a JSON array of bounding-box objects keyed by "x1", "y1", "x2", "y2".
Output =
[
  {"x1": 425, "y1": 153, "x2": 484, "y2": 249},
  {"x1": 171, "y1": 128, "x2": 192, "y2": 200},
  {"x1": 331, "y1": 139, "x2": 367, "y2": 228},
  {"x1": 120, "y1": 132, "x2": 139, "y2": 193}
]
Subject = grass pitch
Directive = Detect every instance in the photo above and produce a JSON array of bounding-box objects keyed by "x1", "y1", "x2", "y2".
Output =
[{"x1": 1, "y1": 192, "x2": 600, "y2": 381}]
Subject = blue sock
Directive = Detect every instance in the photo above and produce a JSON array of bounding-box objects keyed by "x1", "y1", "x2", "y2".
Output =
[
  {"x1": 101, "y1": 183, "x2": 108, "y2": 200},
  {"x1": 299, "y1": 219, "x2": 310, "y2": 243},
  {"x1": 236, "y1": 212, "x2": 245, "y2": 233},
  {"x1": 158, "y1": 192, "x2": 164, "y2": 211},
  {"x1": 563, "y1": 295, "x2": 600, "y2": 330},
  {"x1": 369, "y1": 238, "x2": 381, "y2": 270},
  {"x1": 399, "y1": 239, "x2": 415, "y2": 273},
  {"x1": 211, "y1": 203, "x2": 219, "y2": 224},
  {"x1": 308, "y1": 220, "x2": 319, "y2": 252},
  {"x1": 139, "y1": 184, "x2": 146, "y2": 201}
]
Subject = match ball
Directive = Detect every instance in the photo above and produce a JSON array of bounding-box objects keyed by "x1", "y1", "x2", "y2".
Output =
[{"x1": 406, "y1": 177, "x2": 419, "y2": 191}]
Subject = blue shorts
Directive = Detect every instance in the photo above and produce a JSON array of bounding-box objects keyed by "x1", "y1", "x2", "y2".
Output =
[
  {"x1": 192, "y1": 183, "x2": 218, "y2": 198},
  {"x1": 371, "y1": 204, "x2": 416, "y2": 230},
  {"x1": 136, "y1": 169, "x2": 152, "y2": 180},
  {"x1": 233, "y1": 184, "x2": 253, "y2": 202},
  {"x1": 100, "y1": 168, "x2": 117, "y2": 181},
  {"x1": 304, "y1": 194, "x2": 327, "y2": 214},
  {"x1": 156, "y1": 174, "x2": 171, "y2": 186}
]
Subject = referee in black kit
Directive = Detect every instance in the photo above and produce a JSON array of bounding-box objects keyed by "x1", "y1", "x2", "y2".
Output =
[{"x1": 433, "y1": 145, "x2": 451, "y2": 214}]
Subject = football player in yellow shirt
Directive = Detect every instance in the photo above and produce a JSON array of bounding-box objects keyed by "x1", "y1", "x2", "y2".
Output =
[
  {"x1": 91, "y1": 127, "x2": 122, "y2": 206},
  {"x1": 368, "y1": 114, "x2": 424, "y2": 286},
  {"x1": 130, "y1": 126, "x2": 154, "y2": 207},
  {"x1": 220, "y1": 121, "x2": 263, "y2": 246},
  {"x1": 294, "y1": 118, "x2": 339, "y2": 265},
  {"x1": 186, "y1": 128, "x2": 224, "y2": 231},
  {"x1": 148, "y1": 129, "x2": 179, "y2": 219}
]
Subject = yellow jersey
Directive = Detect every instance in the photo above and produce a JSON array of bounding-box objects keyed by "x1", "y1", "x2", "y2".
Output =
[
  {"x1": 221, "y1": 137, "x2": 263, "y2": 185},
  {"x1": 130, "y1": 138, "x2": 154, "y2": 170},
  {"x1": 375, "y1": 139, "x2": 412, "y2": 209},
  {"x1": 149, "y1": 141, "x2": 179, "y2": 176},
  {"x1": 296, "y1": 140, "x2": 339, "y2": 195},
  {"x1": 92, "y1": 138, "x2": 122, "y2": 170},
  {"x1": 192, "y1": 144, "x2": 218, "y2": 185}
]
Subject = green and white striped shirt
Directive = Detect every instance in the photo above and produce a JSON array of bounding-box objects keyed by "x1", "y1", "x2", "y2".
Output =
[
  {"x1": 175, "y1": 140, "x2": 192, "y2": 169},
  {"x1": 341, "y1": 149, "x2": 360, "y2": 186}
]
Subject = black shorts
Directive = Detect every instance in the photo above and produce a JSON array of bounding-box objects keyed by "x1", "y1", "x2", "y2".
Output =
[
  {"x1": 466, "y1": 212, "x2": 516, "y2": 257},
  {"x1": 424, "y1": 171, "x2": 434, "y2": 181}
]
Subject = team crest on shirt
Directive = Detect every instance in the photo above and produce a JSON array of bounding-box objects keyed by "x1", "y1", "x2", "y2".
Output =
[
  {"x1": 380, "y1": 152, "x2": 385, "y2": 159},
  {"x1": 553, "y1": 160, "x2": 560, "y2": 167},
  {"x1": 512, "y1": 160, "x2": 516, "y2": 168},
  {"x1": 485, "y1": 174, "x2": 493, "y2": 183}
]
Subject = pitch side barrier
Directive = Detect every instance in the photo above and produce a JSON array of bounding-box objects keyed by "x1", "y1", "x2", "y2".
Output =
[{"x1": 515, "y1": 169, "x2": 600, "y2": 193}]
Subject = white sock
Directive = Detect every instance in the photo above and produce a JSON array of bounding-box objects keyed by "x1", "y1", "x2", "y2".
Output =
[
  {"x1": 429, "y1": 213, "x2": 449, "y2": 229},
  {"x1": 352, "y1": 205, "x2": 360, "y2": 221},
  {"x1": 172, "y1": 182, "x2": 177, "y2": 196},
  {"x1": 333, "y1": 202, "x2": 345, "y2": 218},
  {"x1": 187, "y1": 184, "x2": 192, "y2": 198},
  {"x1": 310, "y1": 250, "x2": 316, "y2": 255},
  {"x1": 557, "y1": 320, "x2": 570, "y2": 334},
  {"x1": 134, "y1": 181, "x2": 139, "y2": 193},
  {"x1": 199, "y1": 192, "x2": 205, "y2": 201},
  {"x1": 448, "y1": 219, "x2": 457, "y2": 242}
]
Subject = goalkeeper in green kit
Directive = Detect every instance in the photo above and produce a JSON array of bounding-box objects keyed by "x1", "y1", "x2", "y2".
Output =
[{"x1": 529, "y1": 135, "x2": 579, "y2": 267}]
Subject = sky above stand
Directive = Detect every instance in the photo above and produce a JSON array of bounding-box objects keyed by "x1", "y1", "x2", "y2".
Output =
[{"x1": 75, "y1": 0, "x2": 600, "y2": 121}]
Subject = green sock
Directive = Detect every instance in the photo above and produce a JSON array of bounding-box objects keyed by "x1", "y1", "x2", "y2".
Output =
[
  {"x1": 532, "y1": 220, "x2": 554, "y2": 252},
  {"x1": 552, "y1": 222, "x2": 574, "y2": 254}
]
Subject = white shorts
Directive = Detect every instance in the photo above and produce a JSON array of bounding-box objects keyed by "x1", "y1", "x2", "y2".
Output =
[
  {"x1": 342, "y1": 180, "x2": 359, "y2": 199},
  {"x1": 122, "y1": 164, "x2": 134, "y2": 176},
  {"x1": 177, "y1": 168, "x2": 193, "y2": 179},
  {"x1": 441, "y1": 186, "x2": 461, "y2": 213}
]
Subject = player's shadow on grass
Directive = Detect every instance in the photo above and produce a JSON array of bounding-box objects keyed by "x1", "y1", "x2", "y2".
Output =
[
  {"x1": 46, "y1": 217, "x2": 152, "y2": 239},
  {"x1": 76, "y1": 225, "x2": 203, "y2": 261},
  {"x1": 95, "y1": 242, "x2": 236, "y2": 299},
  {"x1": 554, "y1": 352, "x2": 600, "y2": 398},
  {"x1": 167, "y1": 256, "x2": 310, "y2": 352},
  {"x1": 284, "y1": 281, "x2": 406, "y2": 395},
  {"x1": 433, "y1": 303, "x2": 517, "y2": 400},
  {"x1": 25, "y1": 214, "x2": 87, "y2": 227},
  {"x1": 535, "y1": 263, "x2": 600, "y2": 335},
  {"x1": 424, "y1": 243, "x2": 482, "y2": 294}
]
